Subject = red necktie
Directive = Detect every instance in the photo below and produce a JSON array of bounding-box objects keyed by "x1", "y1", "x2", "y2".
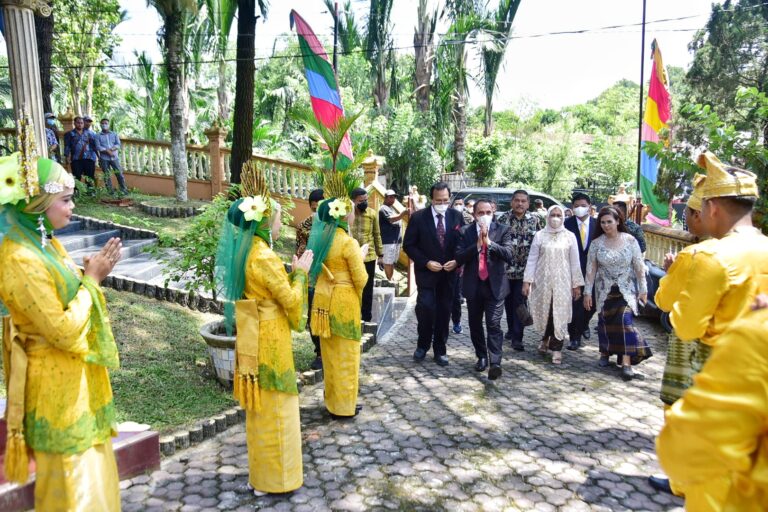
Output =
[
  {"x1": 479, "y1": 243, "x2": 489, "y2": 280},
  {"x1": 436, "y1": 214, "x2": 445, "y2": 249}
]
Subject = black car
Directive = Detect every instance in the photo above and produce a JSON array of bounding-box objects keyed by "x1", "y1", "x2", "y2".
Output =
[{"x1": 451, "y1": 187, "x2": 564, "y2": 216}]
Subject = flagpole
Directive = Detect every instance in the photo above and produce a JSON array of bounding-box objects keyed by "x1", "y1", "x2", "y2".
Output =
[{"x1": 634, "y1": 0, "x2": 648, "y2": 223}]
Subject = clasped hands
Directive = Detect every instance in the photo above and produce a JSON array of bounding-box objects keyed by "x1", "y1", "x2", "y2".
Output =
[{"x1": 426, "y1": 260, "x2": 457, "y2": 272}]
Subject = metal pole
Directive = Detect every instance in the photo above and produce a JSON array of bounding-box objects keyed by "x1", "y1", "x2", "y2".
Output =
[
  {"x1": 634, "y1": 0, "x2": 648, "y2": 223},
  {"x1": 332, "y1": 1, "x2": 339, "y2": 71}
]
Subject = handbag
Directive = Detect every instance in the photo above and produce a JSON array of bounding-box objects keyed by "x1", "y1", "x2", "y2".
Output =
[{"x1": 516, "y1": 298, "x2": 534, "y2": 327}]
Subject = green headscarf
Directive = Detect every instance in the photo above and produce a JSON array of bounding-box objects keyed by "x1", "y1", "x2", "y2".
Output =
[
  {"x1": 306, "y1": 198, "x2": 350, "y2": 287},
  {"x1": 214, "y1": 197, "x2": 276, "y2": 335}
]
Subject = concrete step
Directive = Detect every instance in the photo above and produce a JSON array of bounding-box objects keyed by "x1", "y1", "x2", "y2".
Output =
[
  {"x1": 56, "y1": 229, "x2": 122, "y2": 252},
  {"x1": 111, "y1": 252, "x2": 166, "y2": 282},
  {"x1": 53, "y1": 220, "x2": 83, "y2": 235},
  {"x1": 69, "y1": 239, "x2": 157, "y2": 266}
]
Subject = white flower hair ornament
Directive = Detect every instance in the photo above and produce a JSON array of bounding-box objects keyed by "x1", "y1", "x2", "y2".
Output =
[
  {"x1": 238, "y1": 195, "x2": 276, "y2": 223},
  {"x1": 327, "y1": 198, "x2": 348, "y2": 220}
]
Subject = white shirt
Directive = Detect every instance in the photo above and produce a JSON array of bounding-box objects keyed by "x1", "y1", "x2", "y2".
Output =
[{"x1": 431, "y1": 206, "x2": 447, "y2": 228}]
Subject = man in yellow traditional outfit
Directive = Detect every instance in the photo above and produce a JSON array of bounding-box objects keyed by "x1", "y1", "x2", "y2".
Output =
[
  {"x1": 215, "y1": 164, "x2": 313, "y2": 494},
  {"x1": 0, "y1": 148, "x2": 124, "y2": 510},
  {"x1": 657, "y1": 297, "x2": 768, "y2": 511},
  {"x1": 668, "y1": 152, "x2": 768, "y2": 346},
  {"x1": 306, "y1": 173, "x2": 368, "y2": 419}
]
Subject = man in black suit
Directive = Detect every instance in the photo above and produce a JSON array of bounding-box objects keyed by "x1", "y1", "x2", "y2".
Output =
[
  {"x1": 455, "y1": 198, "x2": 514, "y2": 380},
  {"x1": 403, "y1": 182, "x2": 464, "y2": 366},
  {"x1": 564, "y1": 192, "x2": 598, "y2": 350}
]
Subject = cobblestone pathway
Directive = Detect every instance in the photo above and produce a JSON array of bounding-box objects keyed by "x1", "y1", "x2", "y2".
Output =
[{"x1": 122, "y1": 300, "x2": 684, "y2": 511}]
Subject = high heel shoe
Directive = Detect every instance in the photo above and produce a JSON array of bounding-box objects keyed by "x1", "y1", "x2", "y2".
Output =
[
  {"x1": 552, "y1": 351, "x2": 562, "y2": 365},
  {"x1": 538, "y1": 337, "x2": 549, "y2": 354}
]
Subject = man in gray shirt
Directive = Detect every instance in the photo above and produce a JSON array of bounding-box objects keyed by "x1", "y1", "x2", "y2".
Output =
[{"x1": 95, "y1": 118, "x2": 128, "y2": 195}]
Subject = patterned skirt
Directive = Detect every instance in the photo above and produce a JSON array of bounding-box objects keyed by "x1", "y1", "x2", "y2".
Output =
[
  {"x1": 597, "y1": 286, "x2": 652, "y2": 365},
  {"x1": 660, "y1": 333, "x2": 713, "y2": 406}
]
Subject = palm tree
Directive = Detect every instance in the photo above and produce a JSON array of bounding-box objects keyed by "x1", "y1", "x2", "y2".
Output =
[
  {"x1": 365, "y1": 0, "x2": 395, "y2": 112},
  {"x1": 323, "y1": 0, "x2": 362, "y2": 54},
  {"x1": 413, "y1": 0, "x2": 441, "y2": 113},
  {"x1": 481, "y1": 0, "x2": 521, "y2": 136},
  {"x1": 205, "y1": 0, "x2": 237, "y2": 122},
  {"x1": 229, "y1": 0, "x2": 269, "y2": 185},
  {"x1": 148, "y1": 0, "x2": 198, "y2": 202}
]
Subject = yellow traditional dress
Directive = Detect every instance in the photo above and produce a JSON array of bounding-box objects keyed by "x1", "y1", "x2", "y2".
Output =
[
  {"x1": 310, "y1": 228, "x2": 367, "y2": 416},
  {"x1": 0, "y1": 235, "x2": 120, "y2": 511},
  {"x1": 236, "y1": 237, "x2": 308, "y2": 493},
  {"x1": 669, "y1": 228, "x2": 768, "y2": 345},
  {"x1": 657, "y1": 308, "x2": 768, "y2": 511}
]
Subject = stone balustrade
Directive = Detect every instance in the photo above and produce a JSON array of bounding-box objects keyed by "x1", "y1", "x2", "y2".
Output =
[{"x1": 642, "y1": 223, "x2": 697, "y2": 268}]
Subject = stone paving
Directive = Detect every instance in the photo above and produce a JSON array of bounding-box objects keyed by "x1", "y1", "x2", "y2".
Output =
[{"x1": 121, "y1": 299, "x2": 684, "y2": 511}]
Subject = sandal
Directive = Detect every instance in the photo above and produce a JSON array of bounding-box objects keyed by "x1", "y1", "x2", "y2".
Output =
[
  {"x1": 552, "y1": 351, "x2": 562, "y2": 365},
  {"x1": 538, "y1": 337, "x2": 549, "y2": 354}
]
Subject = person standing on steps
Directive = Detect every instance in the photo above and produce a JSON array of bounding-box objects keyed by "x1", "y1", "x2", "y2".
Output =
[
  {"x1": 296, "y1": 188, "x2": 324, "y2": 371},
  {"x1": 455, "y1": 198, "x2": 513, "y2": 380},
  {"x1": 564, "y1": 192, "x2": 598, "y2": 350},
  {"x1": 378, "y1": 189, "x2": 406, "y2": 282},
  {"x1": 497, "y1": 190, "x2": 540, "y2": 352},
  {"x1": 350, "y1": 187, "x2": 383, "y2": 323},
  {"x1": 403, "y1": 182, "x2": 464, "y2": 366}
]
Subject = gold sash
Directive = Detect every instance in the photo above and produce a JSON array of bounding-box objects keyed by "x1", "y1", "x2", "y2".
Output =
[
  {"x1": 3, "y1": 316, "x2": 30, "y2": 483},
  {"x1": 233, "y1": 299, "x2": 280, "y2": 412},
  {"x1": 310, "y1": 266, "x2": 353, "y2": 339}
]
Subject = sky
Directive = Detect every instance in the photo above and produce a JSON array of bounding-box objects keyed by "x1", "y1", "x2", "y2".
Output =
[{"x1": 114, "y1": 0, "x2": 715, "y2": 112}]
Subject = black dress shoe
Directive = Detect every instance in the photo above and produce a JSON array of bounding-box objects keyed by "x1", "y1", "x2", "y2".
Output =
[
  {"x1": 567, "y1": 339, "x2": 580, "y2": 351},
  {"x1": 647, "y1": 475, "x2": 673, "y2": 495},
  {"x1": 329, "y1": 404, "x2": 363, "y2": 420},
  {"x1": 413, "y1": 348, "x2": 427, "y2": 361},
  {"x1": 488, "y1": 364, "x2": 502, "y2": 380},
  {"x1": 474, "y1": 358, "x2": 488, "y2": 372},
  {"x1": 582, "y1": 328, "x2": 591, "y2": 340},
  {"x1": 512, "y1": 342, "x2": 524, "y2": 352},
  {"x1": 621, "y1": 366, "x2": 634, "y2": 381},
  {"x1": 434, "y1": 355, "x2": 449, "y2": 366}
]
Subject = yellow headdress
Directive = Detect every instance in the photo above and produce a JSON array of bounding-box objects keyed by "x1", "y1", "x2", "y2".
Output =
[
  {"x1": 321, "y1": 171, "x2": 353, "y2": 220},
  {"x1": 696, "y1": 151, "x2": 759, "y2": 200},
  {"x1": 236, "y1": 161, "x2": 276, "y2": 223},
  {"x1": 686, "y1": 173, "x2": 706, "y2": 212}
]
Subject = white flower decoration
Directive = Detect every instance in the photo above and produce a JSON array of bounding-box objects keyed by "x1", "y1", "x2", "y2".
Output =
[
  {"x1": 238, "y1": 195, "x2": 269, "y2": 222},
  {"x1": 44, "y1": 182, "x2": 64, "y2": 194},
  {"x1": 328, "y1": 198, "x2": 348, "y2": 219}
]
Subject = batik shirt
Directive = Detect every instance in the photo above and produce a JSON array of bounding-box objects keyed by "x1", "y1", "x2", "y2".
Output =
[
  {"x1": 64, "y1": 129, "x2": 98, "y2": 161},
  {"x1": 498, "y1": 211, "x2": 541, "y2": 280},
  {"x1": 295, "y1": 215, "x2": 313, "y2": 257},
  {"x1": 624, "y1": 220, "x2": 647, "y2": 253}
]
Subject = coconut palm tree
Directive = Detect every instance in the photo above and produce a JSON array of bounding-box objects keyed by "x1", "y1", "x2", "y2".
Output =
[
  {"x1": 481, "y1": 0, "x2": 521, "y2": 136},
  {"x1": 204, "y1": 0, "x2": 237, "y2": 122},
  {"x1": 366, "y1": 0, "x2": 395, "y2": 113},
  {"x1": 323, "y1": 0, "x2": 362, "y2": 54},
  {"x1": 148, "y1": 0, "x2": 198, "y2": 202},
  {"x1": 413, "y1": 0, "x2": 441, "y2": 113},
  {"x1": 229, "y1": 0, "x2": 269, "y2": 185}
]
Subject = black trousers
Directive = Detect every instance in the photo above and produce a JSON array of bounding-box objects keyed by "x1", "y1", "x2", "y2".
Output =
[
  {"x1": 568, "y1": 285, "x2": 596, "y2": 342},
  {"x1": 307, "y1": 288, "x2": 321, "y2": 357},
  {"x1": 361, "y1": 260, "x2": 376, "y2": 322},
  {"x1": 503, "y1": 278, "x2": 527, "y2": 345},
  {"x1": 72, "y1": 159, "x2": 96, "y2": 188},
  {"x1": 451, "y1": 270, "x2": 463, "y2": 326},
  {"x1": 467, "y1": 280, "x2": 505, "y2": 364},
  {"x1": 415, "y1": 277, "x2": 454, "y2": 357}
]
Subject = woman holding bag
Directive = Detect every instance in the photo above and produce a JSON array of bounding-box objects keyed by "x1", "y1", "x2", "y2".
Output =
[{"x1": 522, "y1": 205, "x2": 584, "y2": 365}]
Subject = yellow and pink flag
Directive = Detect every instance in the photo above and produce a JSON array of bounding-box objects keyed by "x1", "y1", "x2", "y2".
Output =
[
  {"x1": 640, "y1": 39, "x2": 672, "y2": 226},
  {"x1": 290, "y1": 10, "x2": 354, "y2": 170}
]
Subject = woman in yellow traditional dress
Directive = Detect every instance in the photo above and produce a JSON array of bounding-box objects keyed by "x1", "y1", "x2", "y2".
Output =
[
  {"x1": 306, "y1": 176, "x2": 368, "y2": 418},
  {"x1": 215, "y1": 166, "x2": 313, "y2": 494},
  {"x1": 0, "y1": 153, "x2": 123, "y2": 510}
]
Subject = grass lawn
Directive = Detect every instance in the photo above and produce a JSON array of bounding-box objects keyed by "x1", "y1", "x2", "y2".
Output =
[{"x1": 0, "y1": 289, "x2": 317, "y2": 432}]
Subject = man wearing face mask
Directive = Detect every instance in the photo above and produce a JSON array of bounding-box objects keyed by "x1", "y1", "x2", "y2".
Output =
[
  {"x1": 564, "y1": 192, "x2": 598, "y2": 350},
  {"x1": 403, "y1": 182, "x2": 464, "y2": 366},
  {"x1": 350, "y1": 187, "x2": 383, "y2": 322},
  {"x1": 455, "y1": 198, "x2": 513, "y2": 379},
  {"x1": 95, "y1": 118, "x2": 128, "y2": 195}
]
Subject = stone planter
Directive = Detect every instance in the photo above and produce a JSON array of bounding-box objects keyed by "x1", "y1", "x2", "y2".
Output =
[{"x1": 199, "y1": 319, "x2": 235, "y2": 389}]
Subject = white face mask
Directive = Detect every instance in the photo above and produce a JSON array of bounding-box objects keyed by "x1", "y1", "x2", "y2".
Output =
[
  {"x1": 548, "y1": 217, "x2": 563, "y2": 229},
  {"x1": 574, "y1": 206, "x2": 590, "y2": 218},
  {"x1": 433, "y1": 204, "x2": 448, "y2": 214},
  {"x1": 453, "y1": 205, "x2": 464, "y2": 212},
  {"x1": 478, "y1": 214, "x2": 493, "y2": 227}
]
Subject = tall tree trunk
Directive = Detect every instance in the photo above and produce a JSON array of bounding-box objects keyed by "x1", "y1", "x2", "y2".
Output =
[
  {"x1": 166, "y1": 13, "x2": 189, "y2": 201},
  {"x1": 453, "y1": 91, "x2": 466, "y2": 175},
  {"x1": 413, "y1": 0, "x2": 434, "y2": 113},
  {"x1": 217, "y1": 59, "x2": 229, "y2": 122},
  {"x1": 35, "y1": 6, "x2": 54, "y2": 114},
  {"x1": 483, "y1": 96, "x2": 493, "y2": 137},
  {"x1": 229, "y1": 0, "x2": 256, "y2": 185},
  {"x1": 373, "y1": 62, "x2": 390, "y2": 113},
  {"x1": 85, "y1": 67, "x2": 95, "y2": 117}
]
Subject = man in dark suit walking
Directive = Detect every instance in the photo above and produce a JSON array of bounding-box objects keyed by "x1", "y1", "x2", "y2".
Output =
[
  {"x1": 455, "y1": 199, "x2": 514, "y2": 380},
  {"x1": 564, "y1": 192, "x2": 598, "y2": 350},
  {"x1": 403, "y1": 182, "x2": 464, "y2": 366}
]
